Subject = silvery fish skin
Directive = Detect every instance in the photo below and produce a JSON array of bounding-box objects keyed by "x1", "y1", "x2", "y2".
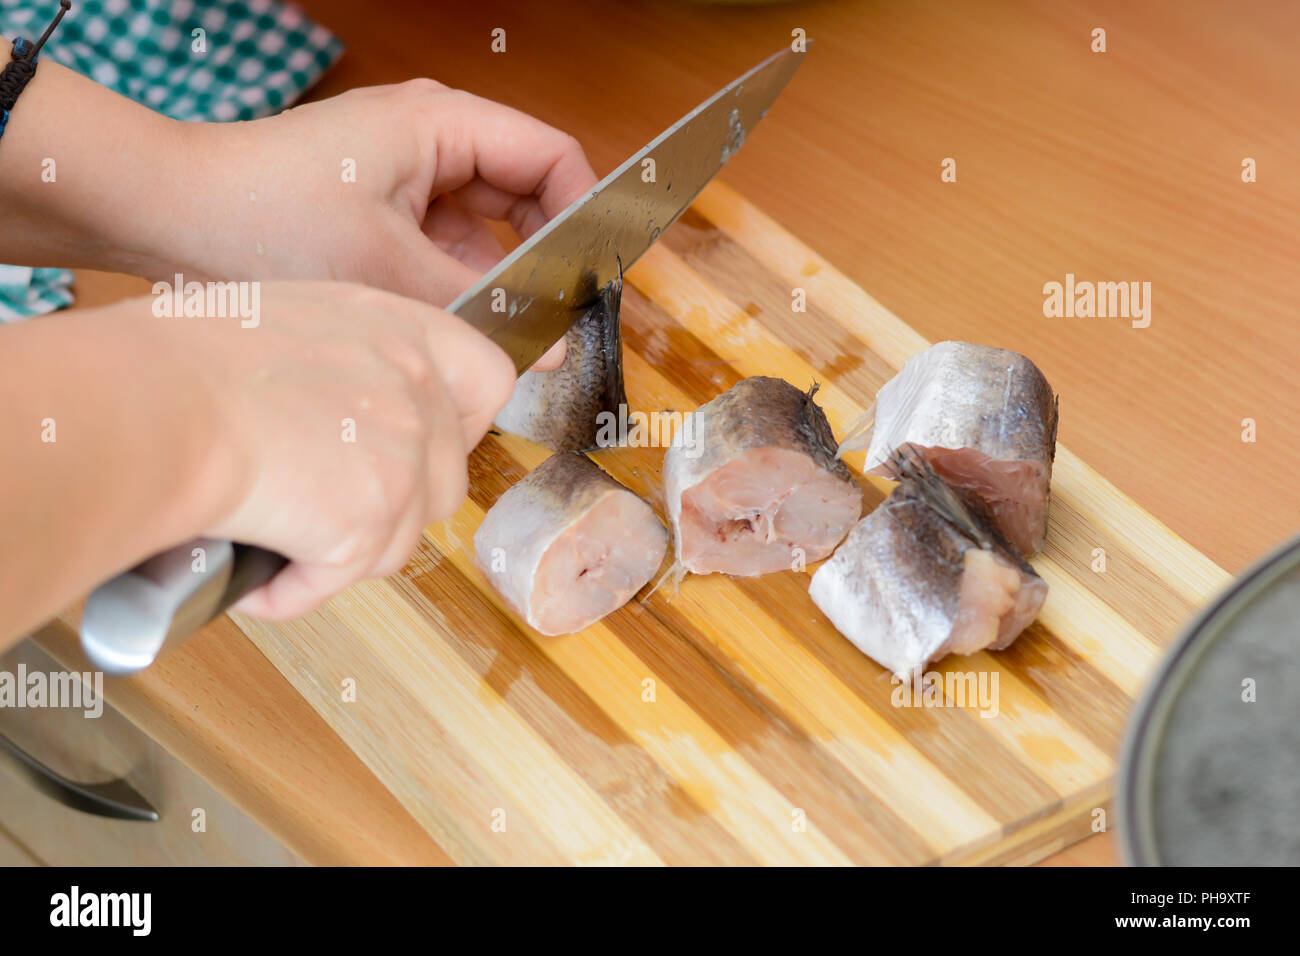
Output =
[
  {"x1": 854, "y1": 341, "x2": 1058, "y2": 556},
  {"x1": 664, "y1": 377, "x2": 863, "y2": 576},
  {"x1": 474, "y1": 452, "x2": 667, "y2": 636},
  {"x1": 810, "y1": 444, "x2": 1048, "y2": 678},
  {"x1": 493, "y1": 272, "x2": 627, "y2": 453}
]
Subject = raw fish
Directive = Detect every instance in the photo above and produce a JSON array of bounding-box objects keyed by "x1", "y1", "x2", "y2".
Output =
[
  {"x1": 664, "y1": 377, "x2": 862, "y2": 576},
  {"x1": 842, "y1": 341, "x2": 1057, "y2": 556},
  {"x1": 475, "y1": 452, "x2": 667, "y2": 635},
  {"x1": 810, "y1": 444, "x2": 1048, "y2": 676},
  {"x1": 494, "y1": 270, "x2": 627, "y2": 452}
]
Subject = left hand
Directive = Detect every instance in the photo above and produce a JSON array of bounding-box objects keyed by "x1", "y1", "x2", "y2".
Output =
[{"x1": 169, "y1": 80, "x2": 600, "y2": 369}]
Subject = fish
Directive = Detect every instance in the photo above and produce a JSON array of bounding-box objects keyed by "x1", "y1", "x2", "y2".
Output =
[
  {"x1": 839, "y1": 341, "x2": 1058, "y2": 556},
  {"x1": 474, "y1": 451, "x2": 667, "y2": 636},
  {"x1": 493, "y1": 269, "x2": 627, "y2": 452},
  {"x1": 809, "y1": 444, "x2": 1048, "y2": 677},
  {"x1": 663, "y1": 376, "x2": 863, "y2": 576}
]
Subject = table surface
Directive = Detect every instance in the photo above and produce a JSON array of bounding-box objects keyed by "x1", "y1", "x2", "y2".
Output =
[{"x1": 66, "y1": 0, "x2": 1300, "y2": 866}]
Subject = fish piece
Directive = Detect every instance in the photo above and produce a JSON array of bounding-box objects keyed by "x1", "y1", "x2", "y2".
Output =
[
  {"x1": 474, "y1": 452, "x2": 667, "y2": 636},
  {"x1": 844, "y1": 341, "x2": 1058, "y2": 556},
  {"x1": 664, "y1": 377, "x2": 862, "y2": 576},
  {"x1": 493, "y1": 270, "x2": 627, "y2": 452},
  {"x1": 810, "y1": 444, "x2": 1048, "y2": 677}
]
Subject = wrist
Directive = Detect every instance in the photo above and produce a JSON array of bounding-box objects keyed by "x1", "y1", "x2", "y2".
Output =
[
  {"x1": 0, "y1": 47, "x2": 208, "y2": 278},
  {"x1": 82, "y1": 299, "x2": 251, "y2": 551},
  {"x1": 0, "y1": 300, "x2": 249, "y2": 635},
  {"x1": 131, "y1": 117, "x2": 306, "y2": 284},
  {"x1": 86, "y1": 115, "x2": 206, "y2": 278}
]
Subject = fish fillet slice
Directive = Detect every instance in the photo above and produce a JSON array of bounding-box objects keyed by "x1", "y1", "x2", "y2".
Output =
[
  {"x1": 474, "y1": 452, "x2": 667, "y2": 636},
  {"x1": 849, "y1": 341, "x2": 1058, "y2": 556},
  {"x1": 810, "y1": 445, "x2": 1048, "y2": 677},
  {"x1": 665, "y1": 377, "x2": 863, "y2": 577}
]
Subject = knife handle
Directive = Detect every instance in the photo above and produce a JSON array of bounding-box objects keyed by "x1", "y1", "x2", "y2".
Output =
[{"x1": 79, "y1": 540, "x2": 287, "y2": 676}]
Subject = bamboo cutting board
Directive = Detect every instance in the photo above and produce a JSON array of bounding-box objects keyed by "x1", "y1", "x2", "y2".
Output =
[{"x1": 234, "y1": 181, "x2": 1231, "y2": 865}]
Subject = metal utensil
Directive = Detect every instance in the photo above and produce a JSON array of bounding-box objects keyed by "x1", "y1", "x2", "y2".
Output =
[
  {"x1": 1119, "y1": 532, "x2": 1300, "y2": 865},
  {"x1": 79, "y1": 44, "x2": 809, "y2": 674}
]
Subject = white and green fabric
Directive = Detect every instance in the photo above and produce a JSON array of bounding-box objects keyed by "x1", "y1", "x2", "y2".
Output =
[
  {"x1": 0, "y1": 0, "x2": 344, "y2": 320},
  {"x1": 0, "y1": 264, "x2": 74, "y2": 321}
]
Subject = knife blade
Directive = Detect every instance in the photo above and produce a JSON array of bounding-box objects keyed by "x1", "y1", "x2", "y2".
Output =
[
  {"x1": 79, "y1": 44, "x2": 809, "y2": 675},
  {"x1": 454, "y1": 44, "x2": 808, "y2": 372}
]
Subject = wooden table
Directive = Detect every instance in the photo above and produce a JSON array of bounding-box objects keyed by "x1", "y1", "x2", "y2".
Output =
[{"x1": 55, "y1": 0, "x2": 1300, "y2": 866}]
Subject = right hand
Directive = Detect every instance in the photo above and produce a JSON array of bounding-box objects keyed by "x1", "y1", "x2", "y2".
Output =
[{"x1": 139, "y1": 280, "x2": 517, "y2": 619}]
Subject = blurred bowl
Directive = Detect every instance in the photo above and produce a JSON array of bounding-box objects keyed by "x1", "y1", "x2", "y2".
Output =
[{"x1": 1119, "y1": 533, "x2": 1300, "y2": 865}]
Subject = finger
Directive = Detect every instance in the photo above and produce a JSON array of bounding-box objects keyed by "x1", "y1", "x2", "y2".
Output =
[
  {"x1": 232, "y1": 560, "x2": 363, "y2": 620},
  {"x1": 530, "y1": 337, "x2": 567, "y2": 372},
  {"x1": 425, "y1": 90, "x2": 598, "y2": 234},
  {"x1": 371, "y1": 495, "x2": 437, "y2": 579},
  {"x1": 422, "y1": 193, "x2": 508, "y2": 273},
  {"x1": 415, "y1": 372, "x2": 475, "y2": 515},
  {"x1": 450, "y1": 179, "x2": 555, "y2": 241},
  {"x1": 413, "y1": 307, "x2": 518, "y2": 448}
]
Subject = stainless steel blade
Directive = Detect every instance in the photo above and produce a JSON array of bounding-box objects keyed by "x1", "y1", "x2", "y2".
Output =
[{"x1": 449, "y1": 44, "x2": 808, "y2": 372}]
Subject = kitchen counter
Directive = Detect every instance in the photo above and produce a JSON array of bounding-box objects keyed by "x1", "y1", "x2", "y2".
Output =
[{"x1": 33, "y1": 0, "x2": 1300, "y2": 866}]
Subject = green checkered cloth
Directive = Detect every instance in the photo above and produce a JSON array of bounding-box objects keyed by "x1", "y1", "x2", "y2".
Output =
[
  {"x1": 0, "y1": 0, "x2": 344, "y2": 320},
  {"x1": 0, "y1": 265, "x2": 74, "y2": 321}
]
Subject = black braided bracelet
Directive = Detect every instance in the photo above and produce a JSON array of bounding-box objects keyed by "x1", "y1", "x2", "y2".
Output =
[{"x1": 0, "y1": 0, "x2": 72, "y2": 141}]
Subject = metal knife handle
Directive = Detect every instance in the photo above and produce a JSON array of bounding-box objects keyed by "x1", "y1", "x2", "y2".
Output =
[
  {"x1": 80, "y1": 539, "x2": 287, "y2": 676},
  {"x1": 0, "y1": 732, "x2": 159, "y2": 822}
]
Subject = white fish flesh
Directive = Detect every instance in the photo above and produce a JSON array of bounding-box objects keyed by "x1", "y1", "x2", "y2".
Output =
[{"x1": 474, "y1": 452, "x2": 667, "y2": 635}]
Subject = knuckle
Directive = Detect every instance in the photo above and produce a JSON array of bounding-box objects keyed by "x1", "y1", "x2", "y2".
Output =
[
  {"x1": 400, "y1": 77, "x2": 444, "y2": 101},
  {"x1": 370, "y1": 327, "x2": 439, "y2": 397},
  {"x1": 559, "y1": 131, "x2": 584, "y2": 157},
  {"x1": 321, "y1": 525, "x2": 377, "y2": 571},
  {"x1": 405, "y1": 348, "x2": 437, "y2": 392}
]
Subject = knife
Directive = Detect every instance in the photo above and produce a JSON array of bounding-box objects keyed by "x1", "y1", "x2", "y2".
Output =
[{"x1": 79, "y1": 44, "x2": 809, "y2": 675}]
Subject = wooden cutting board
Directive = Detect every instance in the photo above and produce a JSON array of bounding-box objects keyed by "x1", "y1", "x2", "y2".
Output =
[{"x1": 234, "y1": 181, "x2": 1231, "y2": 865}]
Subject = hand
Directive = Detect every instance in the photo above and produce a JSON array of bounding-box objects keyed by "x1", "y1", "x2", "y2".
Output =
[
  {"x1": 170, "y1": 80, "x2": 599, "y2": 369},
  {"x1": 145, "y1": 280, "x2": 516, "y2": 619},
  {"x1": 0, "y1": 58, "x2": 592, "y2": 365}
]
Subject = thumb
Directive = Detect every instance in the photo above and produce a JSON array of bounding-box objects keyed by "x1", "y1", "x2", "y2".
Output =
[{"x1": 231, "y1": 560, "x2": 364, "y2": 620}]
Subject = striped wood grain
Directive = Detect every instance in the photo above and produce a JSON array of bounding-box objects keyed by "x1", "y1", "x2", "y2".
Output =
[{"x1": 233, "y1": 181, "x2": 1231, "y2": 865}]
